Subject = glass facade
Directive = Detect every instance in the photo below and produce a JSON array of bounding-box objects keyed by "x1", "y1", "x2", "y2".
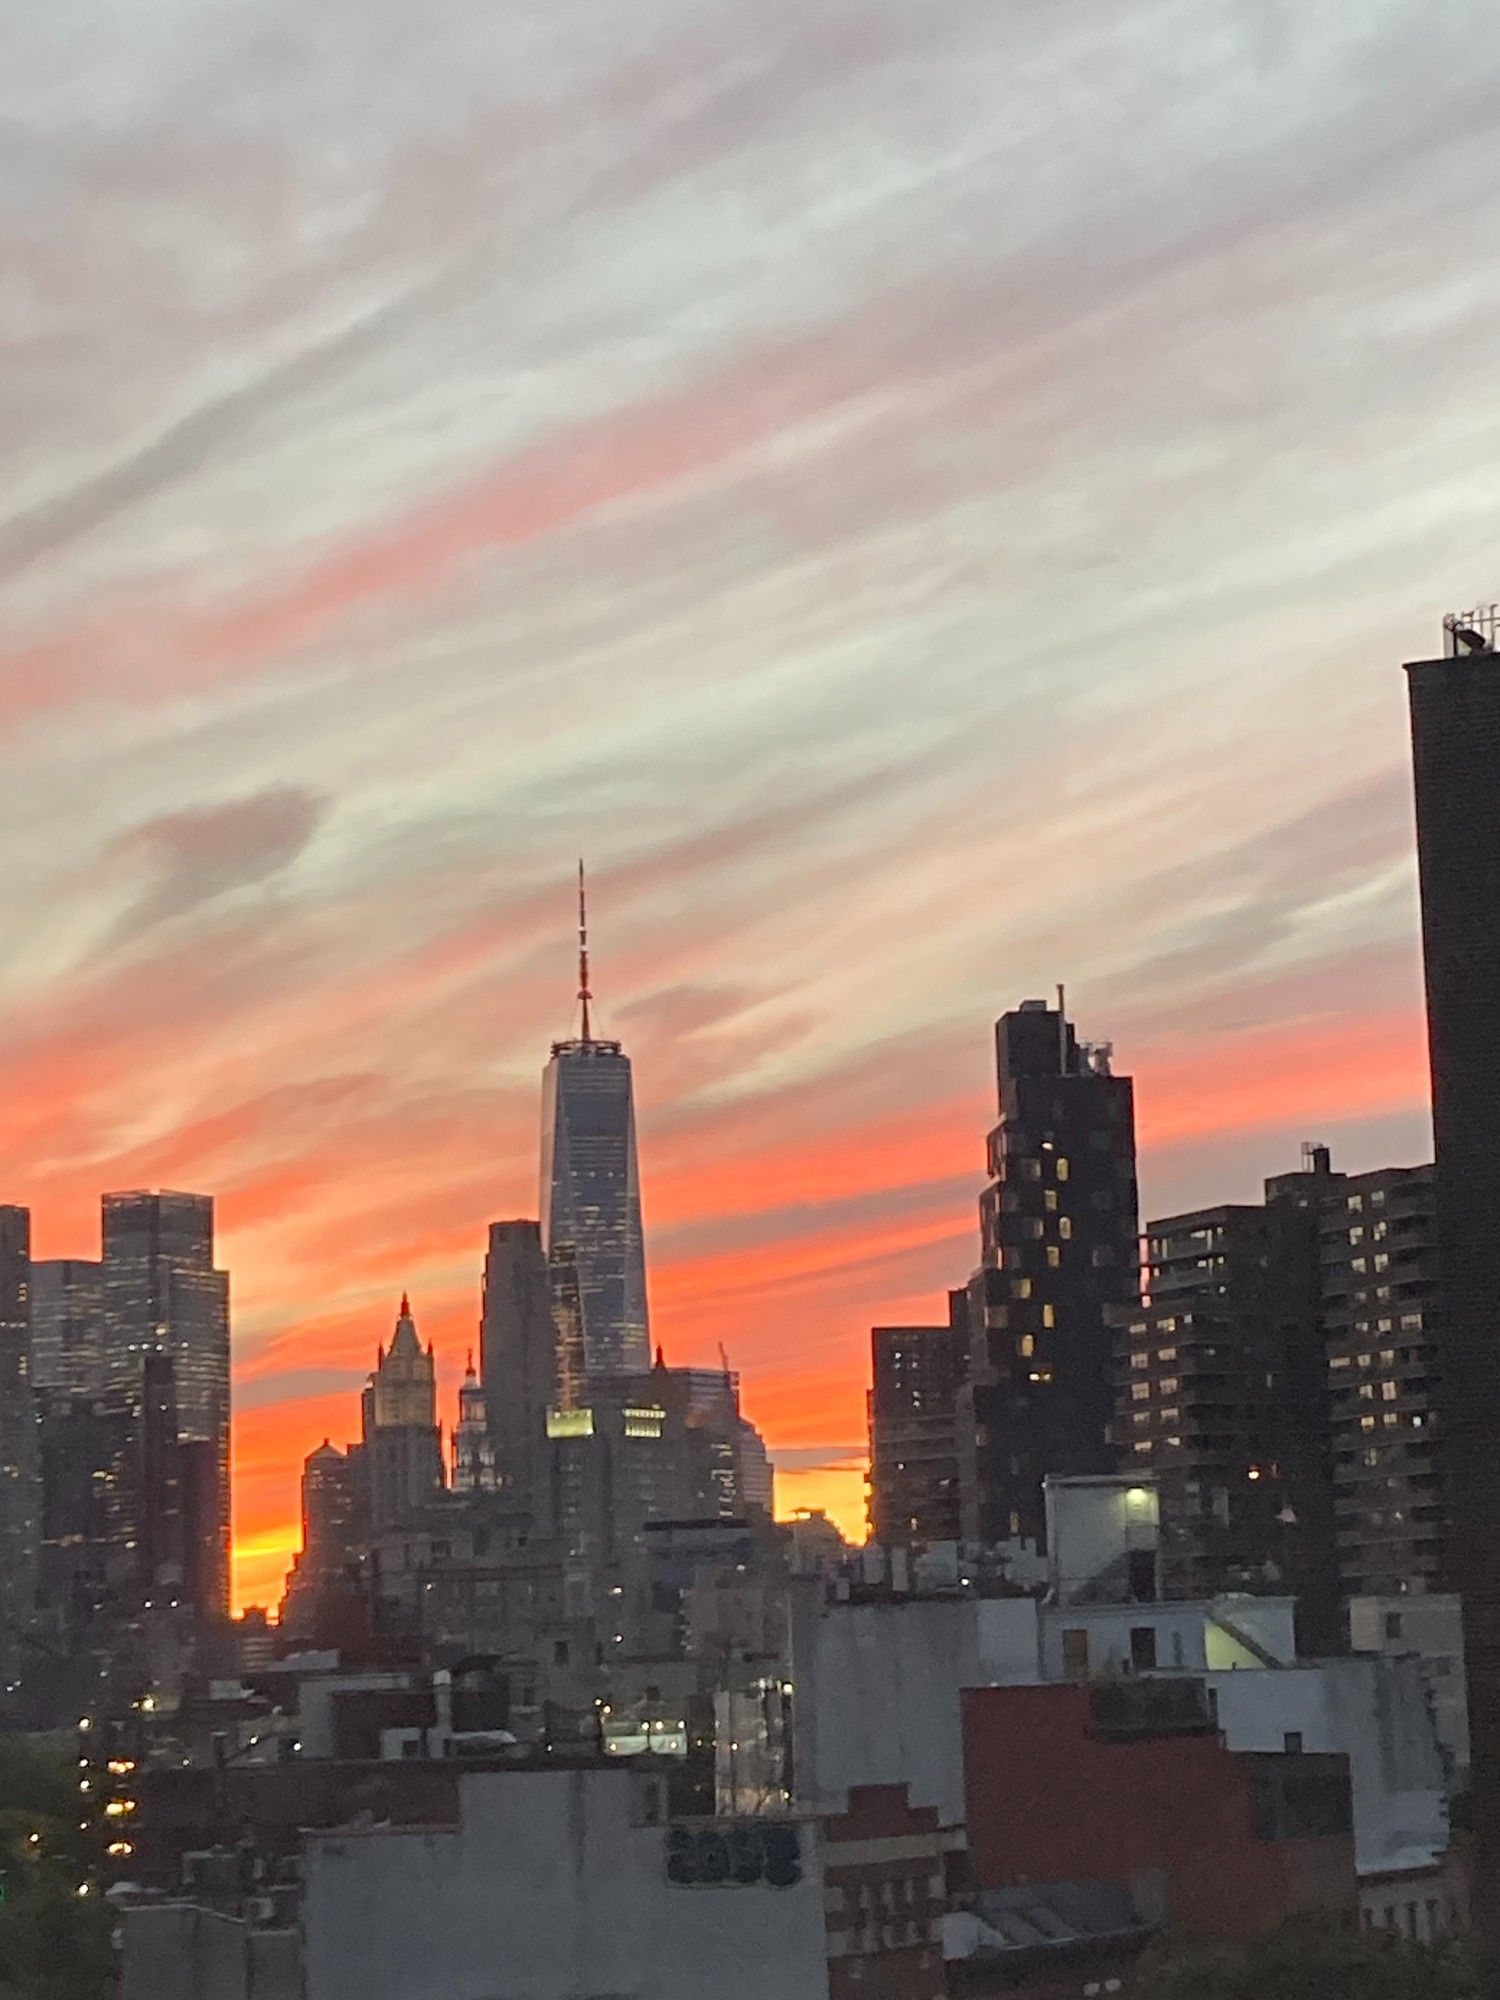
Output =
[
  {"x1": 0, "y1": 1205, "x2": 39, "y2": 1683},
  {"x1": 30, "y1": 1258, "x2": 103, "y2": 1397},
  {"x1": 539, "y1": 1038, "x2": 650, "y2": 1382},
  {"x1": 100, "y1": 1192, "x2": 230, "y2": 1614}
]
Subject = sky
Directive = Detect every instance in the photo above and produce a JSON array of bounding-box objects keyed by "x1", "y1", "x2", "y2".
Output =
[{"x1": 4, "y1": 0, "x2": 1495, "y2": 1609}]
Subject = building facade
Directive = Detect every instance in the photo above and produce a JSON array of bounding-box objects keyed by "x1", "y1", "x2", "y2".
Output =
[
  {"x1": 100, "y1": 1192, "x2": 230, "y2": 1615},
  {"x1": 540, "y1": 1036, "x2": 650, "y2": 1386},
  {"x1": 959, "y1": 999, "x2": 1140, "y2": 1547},
  {"x1": 1322, "y1": 1162, "x2": 1443, "y2": 1599},
  {"x1": 868, "y1": 1294, "x2": 967, "y2": 1546},
  {"x1": 1406, "y1": 621, "x2": 1500, "y2": 1947},
  {"x1": 30, "y1": 1258, "x2": 103, "y2": 1397},
  {"x1": 0, "y1": 1204, "x2": 38, "y2": 1692},
  {"x1": 1117, "y1": 1147, "x2": 1342, "y2": 1650},
  {"x1": 479, "y1": 1220, "x2": 555, "y2": 1518},
  {"x1": 361, "y1": 1297, "x2": 445, "y2": 1530}
]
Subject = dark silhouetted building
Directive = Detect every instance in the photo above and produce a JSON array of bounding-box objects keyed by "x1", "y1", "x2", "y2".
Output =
[
  {"x1": 958, "y1": 998, "x2": 1140, "y2": 1547},
  {"x1": 361, "y1": 1296, "x2": 444, "y2": 1530},
  {"x1": 869, "y1": 1292, "x2": 968, "y2": 1546},
  {"x1": 281, "y1": 1439, "x2": 369, "y2": 1644},
  {"x1": 1321, "y1": 1161, "x2": 1443, "y2": 1600},
  {"x1": 480, "y1": 1220, "x2": 556, "y2": 1517},
  {"x1": 1406, "y1": 617, "x2": 1500, "y2": 1946},
  {"x1": 101, "y1": 1191, "x2": 230, "y2": 1615},
  {"x1": 0, "y1": 1204, "x2": 38, "y2": 1689},
  {"x1": 1117, "y1": 1146, "x2": 1342, "y2": 1651}
]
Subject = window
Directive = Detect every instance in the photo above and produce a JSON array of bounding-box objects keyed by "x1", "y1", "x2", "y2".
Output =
[
  {"x1": 1019, "y1": 1335, "x2": 1035, "y2": 1359},
  {"x1": 1157, "y1": 1347, "x2": 1177, "y2": 1363},
  {"x1": 1131, "y1": 1383, "x2": 1151, "y2": 1403},
  {"x1": 1129, "y1": 1627, "x2": 1158, "y2": 1671},
  {"x1": 1042, "y1": 1304, "x2": 1056, "y2": 1329},
  {"x1": 1055, "y1": 1158, "x2": 1069, "y2": 1180},
  {"x1": 1012, "y1": 1278, "x2": 1033, "y2": 1300},
  {"x1": 1129, "y1": 1351, "x2": 1149, "y2": 1369},
  {"x1": 1284, "y1": 1732, "x2": 1303, "y2": 1754},
  {"x1": 1046, "y1": 1246, "x2": 1061, "y2": 1268},
  {"x1": 1044, "y1": 1189, "x2": 1058, "y2": 1212},
  {"x1": 1061, "y1": 1629, "x2": 1090, "y2": 1677},
  {"x1": 1059, "y1": 1216, "x2": 1073, "y2": 1239},
  {"x1": 1159, "y1": 1377, "x2": 1179, "y2": 1396},
  {"x1": 1382, "y1": 1382, "x2": 1398, "y2": 1402}
]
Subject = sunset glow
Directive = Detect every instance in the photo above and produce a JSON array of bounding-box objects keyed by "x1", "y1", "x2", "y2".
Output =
[{"x1": 4, "y1": 1, "x2": 1471, "y2": 1613}]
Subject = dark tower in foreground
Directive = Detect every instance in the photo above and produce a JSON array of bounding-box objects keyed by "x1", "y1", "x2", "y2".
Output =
[
  {"x1": 0, "y1": 1206, "x2": 38, "y2": 1692},
  {"x1": 959, "y1": 996, "x2": 1140, "y2": 1547},
  {"x1": 1406, "y1": 611, "x2": 1500, "y2": 1948}
]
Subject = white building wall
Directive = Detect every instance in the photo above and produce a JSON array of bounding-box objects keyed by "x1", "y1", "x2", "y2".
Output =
[
  {"x1": 1349, "y1": 1593, "x2": 1469, "y2": 1775},
  {"x1": 790, "y1": 1596, "x2": 1039, "y2": 1825},
  {"x1": 1210, "y1": 1655, "x2": 1448, "y2": 1874},
  {"x1": 1037, "y1": 1596, "x2": 1296, "y2": 1680},
  {"x1": 303, "y1": 1768, "x2": 829, "y2": 2000}
]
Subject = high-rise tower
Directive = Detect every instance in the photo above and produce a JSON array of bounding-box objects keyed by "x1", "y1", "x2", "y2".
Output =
[
  {"x1": 538, "y1": 865, "x2": 650, "y2": 1384},
  {"x1": 1406, "y1": 612, "x2": 1500, "y2": 1947},
  {"x1": 100, "y1": 1191, "x2": 230, "y2": 1615},
  {"x1": 0, "y1": 1205, "x2": 39, "y2": 1690},
  {"x1": 958, "y1": 996, "x2": 1140, "y2": 1547},
  {"x1": 361, "y1": 1294, "x2": 444, "y2": 1529},
  {"x1": 480, "y1": 1220, "x2": 555, "y2": 1515}
]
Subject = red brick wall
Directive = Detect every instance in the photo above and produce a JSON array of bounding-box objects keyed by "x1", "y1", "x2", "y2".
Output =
[{"x1": 960, "y1": 1685, "x2": 1348, "y2": 1943}]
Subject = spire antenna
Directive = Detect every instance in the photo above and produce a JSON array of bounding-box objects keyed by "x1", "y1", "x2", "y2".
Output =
[{"x1": 577, "y1": 858, "x2": 593, "y2": 1042}]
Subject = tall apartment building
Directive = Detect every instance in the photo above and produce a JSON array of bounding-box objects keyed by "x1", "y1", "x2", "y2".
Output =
[
  {"x1": 1322, "y1": 1164, "x2": 1443, "y2": 1599},
  {"x1": 868, "y1": 1292, "x2": 968, "y2": 1546},
  {"x1": 1406, "y1": 616, "x2": 1500, "y2": 1947},
  {"x1": 1117, "y1": 1149, "x2": 1341, "y2": 1650},
  {"x1": 100, "y1": 1191, "x2": 230, "y2": 1615},
  {"x1": 29, "y1": 1259, "x2": 102, "y2": 1397},
  {"x1": 0, "y1": 1205, "x2": 39, "y2": 1690},
  {"x1": 958, "y1": 998, "x2": 1140, "y2": 1547}
]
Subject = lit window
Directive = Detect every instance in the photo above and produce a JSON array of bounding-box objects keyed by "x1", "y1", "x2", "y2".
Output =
[
  {"x1": 1056, "y1": 1159, "x2": 1070, "y2": 1181},
  {"x1": 1381, "y1": 1382, "x2": 1398, "y2": 1402},
  {"x1": 1012, "y1": 1279, "x2": 1033, "y2": 1301},
  {"x1": 1019, "y1": 1335, "x2": 1035, "y2": 1359},
  {"x1": 1157, "y1": 1347, "x2": 1177, "y2": 1364},
  {"x1": 1046, "y1": 1246, "x2": 1061, "y2": 1268},
  {"x1": 1042, "y1": 1304, "x2": 1056, "y2": 1328},
  {"x1": 1059, "y1": 1216, "x2": 1073, "y2": 1240},
  {"x1": 1159, "y1": 1377, "x2": 1179, "y2": 1396},
  {"x1": 1131, "y1": 1384, "x2": 1151, "y2": 1403}
]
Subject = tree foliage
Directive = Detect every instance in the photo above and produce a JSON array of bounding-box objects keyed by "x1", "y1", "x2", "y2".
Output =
[
  {"x1": 1133, "y1": 1911, "x2": 1491, "y2": 2000},
  {"x1": 0, "y1": 1740, "x2": 115, "y2": 1999}
]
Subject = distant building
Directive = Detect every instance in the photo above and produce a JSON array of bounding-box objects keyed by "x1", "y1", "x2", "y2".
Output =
[
  {"x1": 1406, "y1": 616, "x2": 1500, "y2": 1949},
  {"x1": 479, "y1": 1220, "x2": 555, "y2": 1517},
  {"x1": 0, "y1": 1205, "x2": 38, "y2": 1692},
  {"x1": 868, "y1": 1293, "x2": 967, "y2": 1546},
  {"x1": 100, "y1": 1191, "x2": 230, "y2": 1615},
  {"x1": 959, "y1": 998, "x2": 1140, "y2": 1546},
  {"x1": 450, "y1": 1356, "x2": 497, "y2": 1494},
  {"x1": 539, "y1": 871, "x2": 650, "y2": 1388},
  {"x1": 361, "y1": 1297, "x2": 444, "y2": 1530},
  {"x1": 29, "y1": 1258, "x2": 102, "y2": 1397},
  {"x1": 280, "y1": 1441, "x2": 369, "y2": 1644}
]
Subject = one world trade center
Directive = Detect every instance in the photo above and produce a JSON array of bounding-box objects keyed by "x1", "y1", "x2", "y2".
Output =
[{"x1": 539, "y1": 865, "x2": 650, "y2": 1399}]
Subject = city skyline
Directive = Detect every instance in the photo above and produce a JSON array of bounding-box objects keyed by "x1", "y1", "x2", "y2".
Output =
[{"x1": 9, "y1": 0, "x2": 1491, "y2": 1609}]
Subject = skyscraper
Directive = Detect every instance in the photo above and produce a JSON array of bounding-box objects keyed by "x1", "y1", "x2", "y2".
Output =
[
  {"x1": 539, "y1": 867, "x2": 650, "y2": 1386},
  {"x1": 868, "y1": 1292, "x2": 969, "y2": 1546},
  {"x1": 30, "y1": 1259, "x2": 102, "y2": 1397},
  {"x1": 361, "y1": 1295, "x2": 445, "y2": 1529},
  {"x1": 479, "y1": 1219, "x2": 556, "y2": 1516},
  {"x1": 100, "y1": 1191, "x2": 230, "y2": 1614},
  {"x1": 1406, "y1": 613, "x2": 1500, "y2": 1945},
  {"x1": 451, "y1": 1355, "x2": 497, "y2": 1494},
  {"x1": 958, "y1": 997, "x2": 1140, "y2": 1547},
  {"x1": 0, "y1": 1205, "x2": 39, "y2": 1687},
  {"x1": 1117, "y1": 1148, "x2": 1341, "y2": 1650}
]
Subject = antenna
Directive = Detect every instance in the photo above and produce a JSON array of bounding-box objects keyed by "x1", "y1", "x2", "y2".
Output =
[{"x1": 577, "y1": 859, "x2": 593, "y2": 1042}]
